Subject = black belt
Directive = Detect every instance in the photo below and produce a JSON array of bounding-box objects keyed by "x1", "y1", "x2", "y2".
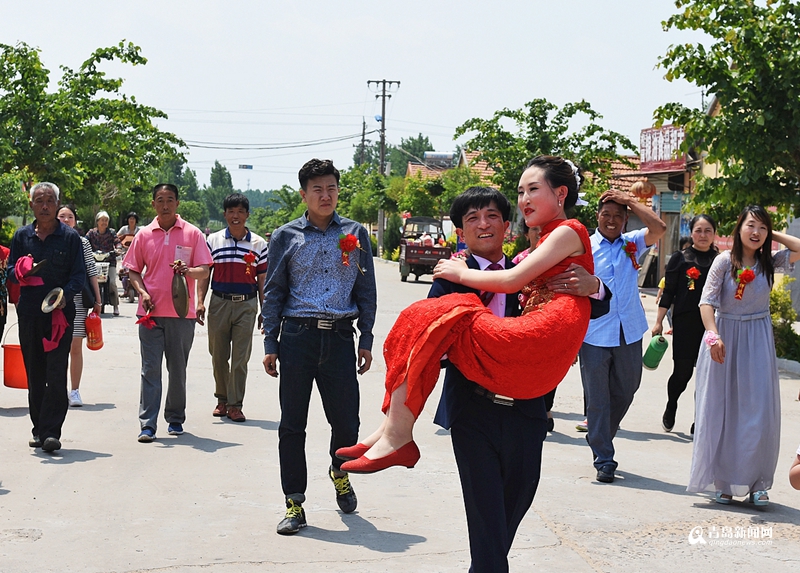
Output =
[
  {"x1": 212, "y1": 290, "x2": 257, "y2": 302},
  {"x1": 474, "y1": 385, "x2": 514, "y2": 406},
  {"x1": 285, "y1": 317, "x2": 354, "y2": 331}
]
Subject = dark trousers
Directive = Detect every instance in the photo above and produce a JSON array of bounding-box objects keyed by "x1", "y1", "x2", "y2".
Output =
[
  {"x1": 278, "y1": 320, "x2": 360, "y2": 498},
  {"x1": 667, "y1": 358, "x2": 695, "y2": 410},
  {"x1": 19, "y1": 309, "x2": 75, "y2": 441},
  {"x1": 450, "y1": 394, "x2": 547, "y2": 573}
]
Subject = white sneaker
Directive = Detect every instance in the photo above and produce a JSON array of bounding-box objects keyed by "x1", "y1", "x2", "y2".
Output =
[{"x1": 69, "y1": 389, "x2": 83, "y2": 407}]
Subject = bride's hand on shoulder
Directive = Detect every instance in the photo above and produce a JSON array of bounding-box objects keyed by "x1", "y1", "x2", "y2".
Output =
[{"x1": 433, "y1": 258, "x2": 467, "y2": 282}]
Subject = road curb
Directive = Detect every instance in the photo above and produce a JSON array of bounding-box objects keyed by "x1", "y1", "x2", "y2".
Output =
[{"x1": 777, "y1": 357, "x2": 800, "y2": 375}]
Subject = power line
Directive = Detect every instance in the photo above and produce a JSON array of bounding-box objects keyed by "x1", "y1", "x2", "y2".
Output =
[
  {"x1": 162, "y1": 101, "x2": 365, "y2": 114},
  {"x1": 183, "y1": 131, "x2": 377, "y2": 150}
]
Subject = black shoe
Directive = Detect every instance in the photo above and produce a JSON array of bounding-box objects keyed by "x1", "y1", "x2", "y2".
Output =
[
  {"x1": 277, "y1": 498, "x2": 307, "y2": 535},
  {"x1": 662, "y1": 405, "x2": 676, "y2": 432},
  {"x1": 596, "y1": 464, "x2": 615, "y2": 483},
  {"x1": 42, "y1": 437, "x2": 61, "y2": 453},
  {"x1": 546, "y1": 417, "x2": 555, "y2": 433},
  {"x1": 690, "y1": 422, "x2": 695, "y2": 435},
  {"x1": 329, "y1": 466, "x2": 357, "y2": 513},
  {"x1": 29, "y1": 435, "x2": 41, "y2": 448}
]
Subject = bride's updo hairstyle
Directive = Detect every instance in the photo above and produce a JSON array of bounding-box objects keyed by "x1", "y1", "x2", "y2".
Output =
[{"x1": 524, "y1": 155, "x2": 582, "y2": 210}]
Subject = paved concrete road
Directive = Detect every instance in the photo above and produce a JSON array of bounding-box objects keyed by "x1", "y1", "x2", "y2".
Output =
[{"x1": 2, "y1": 259, "x2": 800, "y2": 572}]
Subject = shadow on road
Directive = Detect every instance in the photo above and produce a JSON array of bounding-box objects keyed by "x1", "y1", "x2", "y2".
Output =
[
  {"x1": 154, "y1": 433, "x2": 241, "y2": 453},
  {"x1": 0, "y1": 406, "x2": 28, "y2": 418},
  {"x1": 692, "y1": 495, "x2": 800, "y2": 525},
  {"x1": 77, "y1": 402, "x2": 116, "y2": 412},
  {"x1": 37, "y1": 449, "x2": 113, "y2": 464},
  {"x1": 303, "y1": 512, "x2": 426, "y2": 553},
  {"x1": 237, "y1": 418, "x2": 279, "y2": 431}
]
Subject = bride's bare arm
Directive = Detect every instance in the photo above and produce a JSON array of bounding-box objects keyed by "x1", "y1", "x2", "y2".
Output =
[{"x1": 433, "y1": 225, "x2": 584, "y2": 293}]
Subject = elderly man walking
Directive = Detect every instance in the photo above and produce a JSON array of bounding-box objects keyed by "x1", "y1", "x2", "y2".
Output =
[{"x1": 9, "y1": 182, "x2": 86, "y2": 453}]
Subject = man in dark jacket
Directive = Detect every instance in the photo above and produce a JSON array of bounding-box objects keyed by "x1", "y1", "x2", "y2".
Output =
[{"x1": 9, "y1": 182, "x2": 86, "y2": 453}]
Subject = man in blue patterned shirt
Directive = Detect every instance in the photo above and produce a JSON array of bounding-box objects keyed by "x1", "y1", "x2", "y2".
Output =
[{"x1": 262, "y1": 159, "x2": 377, "y2": 535}]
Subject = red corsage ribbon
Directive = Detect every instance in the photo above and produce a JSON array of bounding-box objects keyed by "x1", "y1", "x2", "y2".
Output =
[
  {"x1": 338, "y1": 233, "x2": 360, "y2": 267},
  {"x1": 735, "y1": 267, "x2": 755, "y2": 300},
  {"x1": 686, "y1": 266, "x2": 701, "y2": 290},
  {"x1": 136, "y1": 313, "x2": 156, "y2": 329},
  {"x1": 623, "y1": 240, "x2": 640, "y2": 270},
  {"x1": 243, "y1": 251, "x2": 256, "y2": 276}
]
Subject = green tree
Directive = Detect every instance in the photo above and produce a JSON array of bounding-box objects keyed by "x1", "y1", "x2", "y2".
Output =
[
  {"x1": 353, "y1": 138, "x2": 382, "y2": 168},
  {"x1": 203, "y1": 161, "x2": 234, "y2": 221},
  {"x1": 248, "y1": 185, "x2": 304, "y2": 236},
  {"x1": 353, "y1": 133, "x2": 436, "y2": 177},
  {"x1": 383, "y1": 212, "x2": 402, "y2": 256},
  {"x1": 388, "y1": 133, "x2": 435, "y2": 177},
  {"x1": 396, "y1": 174, "x2": 438, "y2": 217},
  {"x1": 654, "y1": 0, "x2": 800, "y2": 229},
  {"x1": 339, "y1": 164, "x2": 393, "y2": 224},
  {"x1": 0, "y1": 172, "x2": 27, "y2": 220},
  {"x1": 454, "y1": 99, "x2": 636, "y2": 203},
  {"x1": 153, "y1": 158, "x2": 201, "y2": 202},
  {"x1": 177, "y1": 200, "x2": 209, "y2": 228},
  {"x1": 0, "y1": 41, "x2": 184, "y2": 207}
]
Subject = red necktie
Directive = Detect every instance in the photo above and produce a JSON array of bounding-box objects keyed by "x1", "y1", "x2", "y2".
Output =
[{"x1": 479, "y1": 263, "x2": 503, "y2": 306}]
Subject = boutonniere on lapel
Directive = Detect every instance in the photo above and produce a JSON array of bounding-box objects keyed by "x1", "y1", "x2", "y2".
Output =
[
  {"x1": 685, "y1": 266, "x2": 701, "y2": 290},
  {"x1": 242, "y1": 251, "x2": 256, "y2": 277},
  {"x1": 734, "y1": 267, "x2": 755, "y2": 300},
  {"x1": 622, "y1": 240, "x2": 640, "y2": 270},
  {"x1": 338, "y1": 233, "x2": 365, "y2": 274},
  {"x1": 451, "y1": 250, "x2": 469, "y2": 261}
]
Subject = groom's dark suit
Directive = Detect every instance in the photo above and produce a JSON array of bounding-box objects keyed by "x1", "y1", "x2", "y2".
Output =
[
  {"x1": 430, "y1": 254, "x2": 544, "y2": 573},
  {"x1": 430, "y1": 254, "x2": 610, "y2": 573}
]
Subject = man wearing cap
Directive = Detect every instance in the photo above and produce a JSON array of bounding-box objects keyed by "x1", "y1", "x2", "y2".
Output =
[
  {"x1": 262, "y1": 158, "x2": 376, "y2": 535},
  {"x1": 123, "y1": 183, "x2": 212, "y2": 443},
  {"x1": 86, "y1": 210, "x2": 121, "y2": 316},
  {"x1": 8, "y1": 182, "x2": 86, "y2": 453},
  {"x1": 196, "y1": 193, "x2": 268, "y2": 423}
]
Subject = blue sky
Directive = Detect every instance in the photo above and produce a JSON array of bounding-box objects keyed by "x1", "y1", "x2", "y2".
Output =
[{"x1": 1, "y1": 0, "x2": 707, "y2": 191}]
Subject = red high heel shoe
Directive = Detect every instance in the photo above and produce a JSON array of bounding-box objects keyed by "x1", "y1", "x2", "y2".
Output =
[
  {"x1": 340, "y1": 441, "x2": 420, "y2": 474},
  {"x1": 335, "y1": 443, "x2": 370, "y2": 461}
]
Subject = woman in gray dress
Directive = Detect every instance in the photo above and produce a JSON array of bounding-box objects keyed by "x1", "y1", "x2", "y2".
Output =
[{"x1": 689, "y1": 205, "x2": 800, "y2": 506}]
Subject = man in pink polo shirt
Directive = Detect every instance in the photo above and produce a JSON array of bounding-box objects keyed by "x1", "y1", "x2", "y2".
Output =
[{"x1": 123, "y1": 183, "x2": 213, "y2": 443}]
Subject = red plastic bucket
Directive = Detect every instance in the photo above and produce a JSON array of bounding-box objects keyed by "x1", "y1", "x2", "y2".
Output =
[
  {"x1": 3, "y1": 344, "x2": 27, "y2": 389},
  {"x1": 2, "y1": 324, "x2": 27, "y2": 389}
]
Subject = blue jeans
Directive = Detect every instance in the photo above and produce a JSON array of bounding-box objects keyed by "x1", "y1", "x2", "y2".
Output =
[
  {"x1": 578, "y1": 335, "x2": 642, "y2": 470},
  {"x1": 278, "y1": 320, "x2": 360, "y2": 498}
]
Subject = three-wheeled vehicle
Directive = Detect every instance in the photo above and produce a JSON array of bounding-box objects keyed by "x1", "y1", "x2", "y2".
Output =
[{"x1": 398, "y1": 216, "x2": 451, "y2": 282}]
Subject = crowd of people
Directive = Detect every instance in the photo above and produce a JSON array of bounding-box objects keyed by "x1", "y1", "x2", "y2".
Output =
[{"x1": 5, "y1": 156, "x2": 800, "y2": 573}]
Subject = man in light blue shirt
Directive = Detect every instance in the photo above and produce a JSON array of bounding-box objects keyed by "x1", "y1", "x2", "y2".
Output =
[{"x1": 580, "y1": 189, "x2": 666, "y2": 483}]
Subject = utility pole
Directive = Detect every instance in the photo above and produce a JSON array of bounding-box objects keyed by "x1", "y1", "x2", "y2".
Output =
[
  {"x1": 367, "y1": 79, "x2": 400, "y2": 256},
  {"x1": 358, "y1": 118, "x2": 366, "y2": 166}
]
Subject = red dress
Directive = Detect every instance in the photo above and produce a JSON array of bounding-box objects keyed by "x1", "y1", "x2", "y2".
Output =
[{"x1": 382, "y1": 218, "x2": 593, "y2": 417}]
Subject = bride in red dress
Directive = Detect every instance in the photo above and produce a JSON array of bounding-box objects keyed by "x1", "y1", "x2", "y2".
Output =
[{"x1": 340, "y1": 156, "x2": 594, "y2": 473}]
